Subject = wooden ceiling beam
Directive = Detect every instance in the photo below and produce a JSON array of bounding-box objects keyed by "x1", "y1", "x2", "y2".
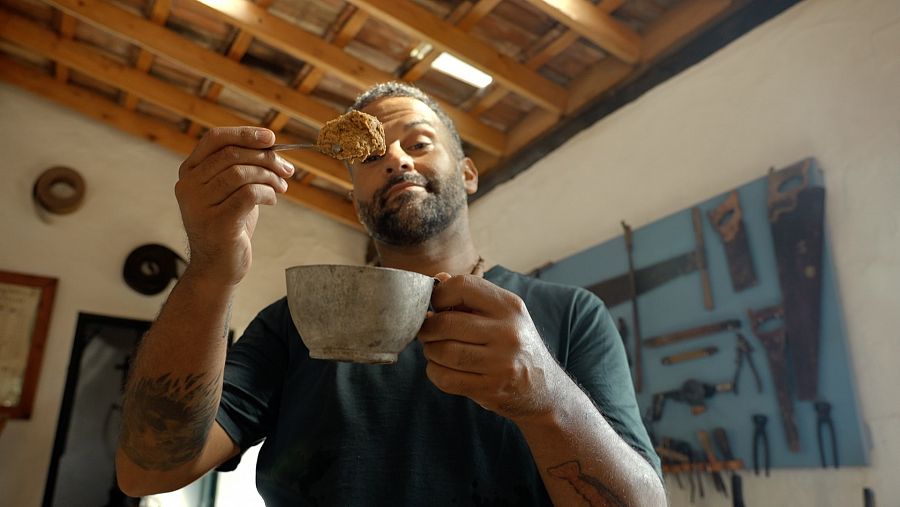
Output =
[
  {"x1": 185, "y1": 0, "x2": 275, "y2": 138},
  {"x1": 123, "y1": 0, "x2": 172, "y2": 111},
  {"x1": 45, "y1": 0, "x2": 341, "y2": 128},
  {"x1": 190, "y1": 0, "x2": 506, "y2": 156},
  {"x1": 641, "y1": 0, "x2": 733, "y2": 62},
  {"x1": 181, "y1": 31, "x2": 256, "y2": 137},
  {"x1": 469, "y1": 0, "x2": 632, "y2": 151},
  {"x1": 267, "y1": 7, "x2": 369, "y2": 133},
  {"x1": 0, "y1": 55, "x2": 196, "y2": 153},
  {"x1": 469, "y1": 0, "x2": 624, "y2": 116},
  {"x1": 566, "y1": 0, "x2": 733, "y2": 115},
  {"x1": 346, "y1": 0, "x2": 568, "y2": 114},
  {"x1": 0, "y1": 11, "x2": 353, "y2": 189},
  {"x1": 400, "y1": 0, "x2": 500, "y2": 82},
  {"x1": 53, "y1": 12, "x2": 76, "y2": 83},
  {"x1": 521, "y1": 0, "x2": 641, "y2": 63},
  {"x1": 0, "y1": 55, "x2": 362, "y2": 229},
  {"x1": 504, "y1": 108, "x2": 559, "y2": 155}
]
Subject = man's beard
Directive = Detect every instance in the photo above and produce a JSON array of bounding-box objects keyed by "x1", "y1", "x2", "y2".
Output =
[{"x1": 356, "y1": 166, "x2": 467, "y2": 247}]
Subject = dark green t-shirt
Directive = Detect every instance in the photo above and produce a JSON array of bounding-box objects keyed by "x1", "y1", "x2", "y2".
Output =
[{"x1": 216, "y1": 266, "x2": 659, "y2": 506}]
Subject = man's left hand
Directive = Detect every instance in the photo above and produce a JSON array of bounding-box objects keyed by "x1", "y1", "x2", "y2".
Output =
[{"x1": 418, "y1": 273, "x2": 563, "y2": 421}]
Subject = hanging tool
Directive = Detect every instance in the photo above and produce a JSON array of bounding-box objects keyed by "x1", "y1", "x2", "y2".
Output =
[
  {"x1": 815, "y1": 400, "x2": 840, "y2": 469},
  {"x1": 692, "y1": 207, "x2": 714, "y2": 310},
  {"x1": 768, "y1": 159, "x2": 826, "y2": 401},
  {"x1": 651, "y1": 379, "x2": 733, "y2": 421},
  {"x1": 713, "y1": 427, "x2": 745, "y2": 507},
  {"x1": 586, "y1": 209, "x2": 713, "y2": 309},
  {"x1": 732, "y1": 333, "x2": 763, "y2": 394},
  {"x1": 752, "y1": 414, "x2": 770, "y2": 477},
  {"x1": 674, "y1": 441, "x2": 697, "y2": 503},
  {"x1": 621, "y1": 221, "x2": 643, "y2": 393},
  {"x1": 748, "y1": 304, "x2": 800, "y2": 452},
  {"x1": 697, "y1": 430, "x2": 728, "y2": 497},
  {"x1": 662, "y1": 346, "x2": 718, "y2": 366},
  {"x1": 693, "y1": 447, "x2": 706, "y2": 500},
  {"x1": 656, "y1": 438, "x2": 688, "y2": 490},
  {"x1": 708, "y1": 190, "x2": 758, "y2": 291},
  {"x1": 863, "y1": 488, "x2": 876, "y2": 507},
  {"x1": 644, "y1": 318, "x2": 741, "y2": 348}
]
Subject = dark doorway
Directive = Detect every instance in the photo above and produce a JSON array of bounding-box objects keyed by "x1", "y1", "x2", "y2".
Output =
[{"x1": 42, "y1": 313, "x2": 218, "y2": 507}]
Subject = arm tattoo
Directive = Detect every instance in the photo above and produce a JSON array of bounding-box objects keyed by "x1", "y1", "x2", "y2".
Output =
[
  {"x1": 120, "y1": 371, "x2": 221, "y2": 470},
  {"x1": 548, "y1": 461, "x2": 627, "y2": 507}
]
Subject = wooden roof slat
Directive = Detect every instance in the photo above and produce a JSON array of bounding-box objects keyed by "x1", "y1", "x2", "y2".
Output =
[
  {"x1": 504, "y1": 107, "x2": 558, "y2": 155},
  {"x1": 458, "y1": 0, "x2": 503, "y2": 31},
  {"x1": 0, "y1": 55, "x2": 197, "y2": 152},
  {"x1": 566, "y1": 59, "x2": 631, "y2": 114},
  {"x1": 525, "y1": 30, "x2": 579, "y2": 71},
  {"x1": 191, "y1": 0, "x2": 391, "y2": 93},
  {"x1": 267, "y1": 7, "x2": 369, "y2": 133},
  {"x1": 190, "y1": 0, "x2": 506, "y2": 155},
  {"x1": 0, "y1": 10, "x2": 354, "y2": 190},
  {"x1": 641, "y1": 0, "x2": 732, "y2": 62},
  {"x1": 282, "y1": 183, "x2": 360, "y2": 229},
  {"x1": 347, "y1": 0, "x2": 568, "y2": 113},
  {"x1": 521, "y1": 0, "x2": 641, "y2": 64},
  {"x1": 45, "y1": 0, "x2": 343, "y2": 127},
  {"x1": 123, "y1": 0, "x2": 172, "y2": 111},
  {"x1": 332, "y1": 7, "x2": 369, "y2": 48},
  {"x1": 185, "y1": 0, "x2": 276, "y2": 137},
  {"x1": 183, "y1": 29, "x2": 255, "y2": 137},
  {"x1": 566, "y1": 0, "x2": 733, "y2": 115},
  {"x1": 53, "y1": 12, "x2": 76, "y2": 82},
  {"x1": 400, "y1": 0, "x2": 500, "y2": 82},
  {"x1": 469, "y1": 0, "x2": 622, "y2": 116},
  {"x1": 0, "y1": 55, "x2": 362, "y2": 229}
]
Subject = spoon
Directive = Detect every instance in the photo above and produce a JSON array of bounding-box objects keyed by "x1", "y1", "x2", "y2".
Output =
[{"x1": 270, "y1": 143, "x2": 341, "y2": 154}]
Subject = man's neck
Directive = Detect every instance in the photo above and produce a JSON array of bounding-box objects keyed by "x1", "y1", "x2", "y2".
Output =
[{"x1": 375, "y1": 216, "x2": 481, "y2": 277}]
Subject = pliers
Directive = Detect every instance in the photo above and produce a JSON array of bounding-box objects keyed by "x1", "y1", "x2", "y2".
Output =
[
  {"x1": 815, "y1": 400, "x2": 840, "y2": 468},
  {"x1": 732, "y1": 333, "x2": 763, "y2": 394},
  {"x1": 752, "y1": 414, "x2": 770, "y2": 476}
]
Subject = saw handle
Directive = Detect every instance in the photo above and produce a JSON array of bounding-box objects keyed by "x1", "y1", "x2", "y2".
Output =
[
  {"x1": 707, "y1": 191, "x2": 743, "y2": 242},
  {"x1": 767, "y1": 160, "x2": 810, "y2": 222}
]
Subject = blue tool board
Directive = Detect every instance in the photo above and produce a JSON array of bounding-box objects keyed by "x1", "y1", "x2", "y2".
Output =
[{"x1": 532, "y1": 158, "x2": 869, "y2": 469}]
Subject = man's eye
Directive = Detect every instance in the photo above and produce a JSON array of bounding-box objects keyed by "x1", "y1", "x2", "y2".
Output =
[
  {"x1": 362, "y1": 154, "x2": 383, "y2": 164},
  {"x1": 408, "y1": 142, "x2": 430, "y2": 151}
]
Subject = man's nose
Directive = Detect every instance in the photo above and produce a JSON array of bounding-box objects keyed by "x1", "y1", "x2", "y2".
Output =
[{"x1": 382, "y1": 141, "x2": 414, "y2": 174}]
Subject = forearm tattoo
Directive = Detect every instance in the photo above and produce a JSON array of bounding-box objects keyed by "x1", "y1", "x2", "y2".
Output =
[
  {"x1": 120, "y1": 372, "x2": 221, "y2": 470},
  {"x1": 548, "y1": 461, "x2": 627, "y2": 507}
]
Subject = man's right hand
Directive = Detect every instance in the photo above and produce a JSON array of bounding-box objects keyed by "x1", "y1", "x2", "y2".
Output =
[{"x1": 176, "y1": 126, "x2": 294, "y2": 286}]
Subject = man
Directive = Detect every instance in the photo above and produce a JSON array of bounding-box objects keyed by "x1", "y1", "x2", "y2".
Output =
[{"x1": 115, "y1": 82, "x2": 665, "y2": 506}]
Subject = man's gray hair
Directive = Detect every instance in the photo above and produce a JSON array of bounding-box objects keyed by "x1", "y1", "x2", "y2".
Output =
[{"x1": 349, "y1": 82, "x2": 465, "y2": 160}]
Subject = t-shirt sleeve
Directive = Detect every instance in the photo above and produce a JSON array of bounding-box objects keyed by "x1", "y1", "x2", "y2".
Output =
[
  {"x1": 215, "y1": 300, "x2": 291, "y2": 471},
  {"x1": 564, "y1": 288, "x2": 662, "y2": 477}
]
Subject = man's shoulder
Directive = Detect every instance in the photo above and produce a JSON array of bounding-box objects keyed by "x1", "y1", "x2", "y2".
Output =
[{"x1": 487, "y1": 265, "x2": 602, "y2": 308}]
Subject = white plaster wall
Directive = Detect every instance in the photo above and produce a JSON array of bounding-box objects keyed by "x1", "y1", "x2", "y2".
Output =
[
  {"x1": 0, "y1": 84, "x2": 366, "y2": 507},
  {"x1": 471, "y1": 0, "x2": 900, "y2": 505}
]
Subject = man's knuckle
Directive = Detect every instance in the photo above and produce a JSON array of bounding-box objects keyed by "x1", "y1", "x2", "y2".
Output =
[{"x1": 223, "y1": 145, "x2": 241, "y2": 161}]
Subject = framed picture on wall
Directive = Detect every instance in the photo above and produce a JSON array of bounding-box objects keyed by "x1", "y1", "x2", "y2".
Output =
[{"x1": 0, "y1": 270, "x2": 58, "y2": 425}]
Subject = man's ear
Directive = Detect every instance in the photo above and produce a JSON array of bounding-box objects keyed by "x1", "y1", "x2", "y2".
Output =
[{"x1": 461, "y1": 157, "x2": 479, "y2": 195}]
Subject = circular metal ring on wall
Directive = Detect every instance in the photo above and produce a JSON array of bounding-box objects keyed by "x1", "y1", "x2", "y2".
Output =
[{"x1": 33, "y1": 166, "x2": 86, "y2": 214}]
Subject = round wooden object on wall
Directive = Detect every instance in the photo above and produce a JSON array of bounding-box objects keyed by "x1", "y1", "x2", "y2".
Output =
[{"x1": 33, "y1": 166, "x2": 86, "y2": 214}]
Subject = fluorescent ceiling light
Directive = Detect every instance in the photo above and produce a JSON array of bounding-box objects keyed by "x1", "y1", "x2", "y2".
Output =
[{"x1": 430, "y1": 52, "x2": 493, "y2": 89}]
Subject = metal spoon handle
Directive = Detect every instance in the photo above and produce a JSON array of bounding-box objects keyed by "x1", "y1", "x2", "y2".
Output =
[{"x1": 269, "y1": 143, "x2": 318, "y2": 151}]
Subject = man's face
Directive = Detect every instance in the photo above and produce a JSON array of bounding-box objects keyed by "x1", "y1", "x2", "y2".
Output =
[{"x1": 350, "y1": 96, "x2": 477, "y2": 246}]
